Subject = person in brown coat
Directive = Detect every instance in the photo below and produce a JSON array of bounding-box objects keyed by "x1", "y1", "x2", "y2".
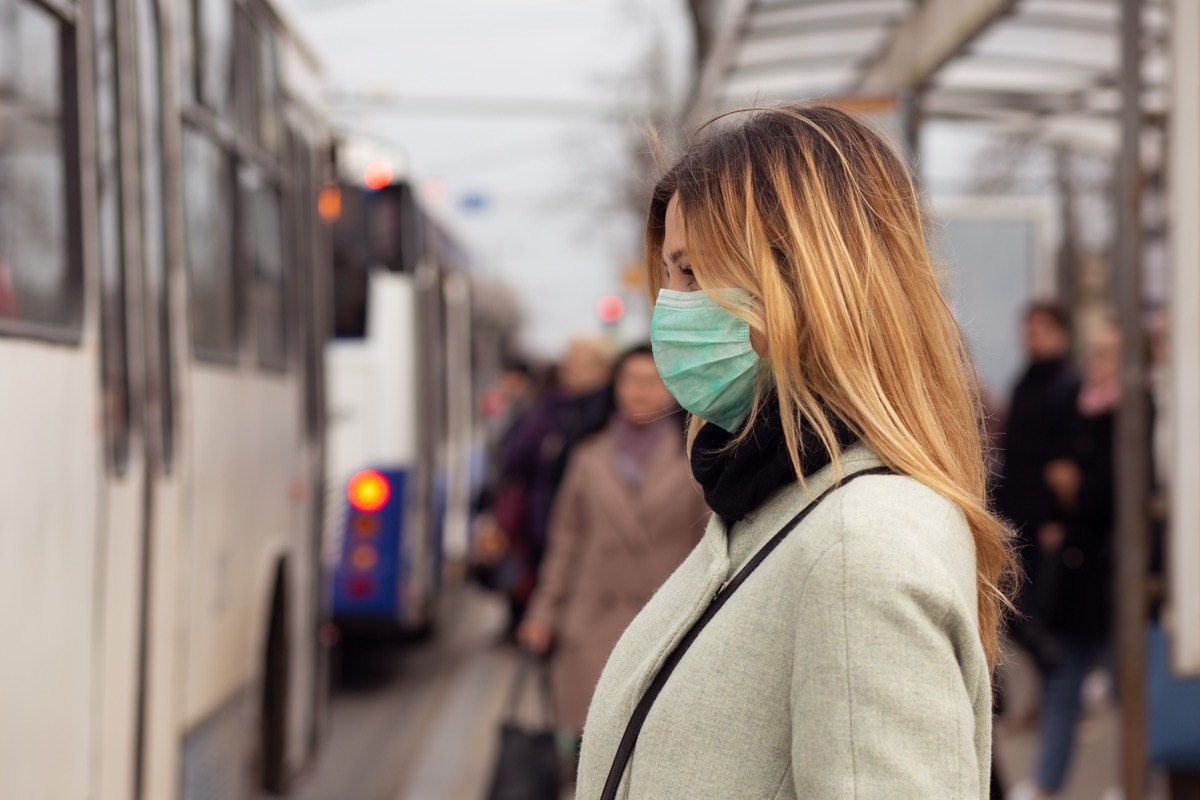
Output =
[{"x1": 517, "y1": 344, "x2": 709, "y2": 735}]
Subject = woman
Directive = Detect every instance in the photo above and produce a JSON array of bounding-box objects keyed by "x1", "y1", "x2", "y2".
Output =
[
  {"x1": 518, "y1": 344, "x2": 709, "y2": 738},
  {"x1": 576, "y1": 103, "x2": 1016, "y2": 799}
]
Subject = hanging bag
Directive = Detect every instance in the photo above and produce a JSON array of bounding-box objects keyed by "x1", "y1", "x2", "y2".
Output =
[
  {"x1": 1146, "y1": 622, "x2": 1200, "y2": 769},
  {"x1": 487, "y1": 653, "x2": 560, "y2": 800},
  {"x1": 600, "y1": 466, "x2": 891, "y2": 800}
]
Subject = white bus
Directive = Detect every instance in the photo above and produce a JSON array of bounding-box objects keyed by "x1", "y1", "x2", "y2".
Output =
[
  {"x1": 0, "y1": 0, "x2": 332, "y2": 797},
  {"x1": 323, "y1": 154, "x2": 503, "y2": 640}
]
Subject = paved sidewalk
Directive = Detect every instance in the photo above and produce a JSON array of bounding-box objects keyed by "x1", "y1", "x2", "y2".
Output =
[{"x1": 994, "y1": 647, "x2": 1165, "y2": 800}]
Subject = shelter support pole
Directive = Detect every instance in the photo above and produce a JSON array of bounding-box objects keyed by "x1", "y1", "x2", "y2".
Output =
[
  {"x1": 1115, "y1": 0, "x2": 1150, "y2": 797},
  {"x1": 1053, "y1": 147, "x2": 1079, "y2": 314},
  {"x1": 1166, "y1": 0, "x2": 1200, "y2": 678},
  {"x1": 898, "y1": 88, "x2": 922, "y2": 174}
]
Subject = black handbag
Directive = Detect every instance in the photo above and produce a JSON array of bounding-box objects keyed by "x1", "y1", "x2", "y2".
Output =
[
  {"x1": 600, "y1": 466, "x2": 891, "y2": 800},
  {"x1": 487, "y1": 653, "x2": 560, "y2": 800}
]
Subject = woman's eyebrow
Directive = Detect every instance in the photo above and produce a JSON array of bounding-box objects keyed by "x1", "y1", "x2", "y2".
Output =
[{"x1": 666, "y1": 248, "x2": 687, "y2": 264}]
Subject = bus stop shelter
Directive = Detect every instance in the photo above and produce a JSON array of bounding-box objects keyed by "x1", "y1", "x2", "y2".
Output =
[{"x1": 681, "y1": 1, "x2": 1200, "y2": 797}]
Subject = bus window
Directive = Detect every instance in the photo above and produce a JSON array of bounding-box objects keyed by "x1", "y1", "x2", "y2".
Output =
[
  {"x1": 0, "y1": 0, "x2": 82, "y2": 337},
  {"x1": 331, "y1": 186, "x2": 368, "y2": 339},
  {"x1": 240, "y1": 167, "x2": 287, "y2": 370},
  {"x1": 173, "y1": 0, "x2": 195, "y2": 104},
  {"x1": 256, "y1": 28, "x2": 281, "y2": 155},
  {"x1": 182, "y1": 129, "x2": 238, "y2": 360},
  {"x1": 196, "y1": 0, "x2": 234, "y2": 117}
]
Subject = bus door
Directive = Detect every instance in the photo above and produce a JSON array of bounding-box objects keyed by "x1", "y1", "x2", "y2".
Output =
[
  {"x1": 284, "y1": 120, "x2": 332, "y2": 773},
  {"x1": 90, "y1": 0, "x2": 183, "y2": 798}
]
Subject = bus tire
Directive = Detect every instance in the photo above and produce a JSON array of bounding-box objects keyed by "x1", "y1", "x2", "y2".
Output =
[{"x1": 261, "y1": 565, "x2": 290, "y2": 794}]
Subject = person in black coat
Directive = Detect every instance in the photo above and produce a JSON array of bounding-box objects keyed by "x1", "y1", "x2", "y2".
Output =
[
  {"x1": 1024, "y1": 321, "x2": 1120, "y2": 798},
  {"x1": 994, "y1": 302, "x2": 1080, "y2": 672}
]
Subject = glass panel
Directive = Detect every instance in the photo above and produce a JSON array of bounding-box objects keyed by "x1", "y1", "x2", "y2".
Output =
[
  {"x1": 94, "y1": 0, "x2": 130, "y2": 472},
  {"x1": 173, "y1": 0, "x2": 194, "y2": 104},
  {"x1": 0, "y1": 0, "x2": 81, "y2": 331},
  {"x1": 331, "y1": 186, "x2": 369, "y2": 339},
  {"x1": 135, "y1": 0, "x2": 174, "y2": 468},
  {"x1": 197, "y1": 0, "x2": 233, "y2": 115},
  {"x1": 257, "y1": 32, "x2": 281, "y2": 154},
  {"x1": 233, "y1": 8, "x2": 256, "y2": 140},
  {"x1": 972, "y1": 23, "x2": 1116, "y2": 70},
  {"x1": 735, "y1": 26, "x2": 891, "y2": 66},
  {"x1": 750, "y1": 0, "x2": 909, "y2": 30},
  {"x1": 182, "y1": 129, "x2": 237, "y2": 357},
  {"x1": 241, "y1": 167, "x2": 286, "y2": 368},
  {"x1": 231, "y1": 18, "x2": 279, "y2": 155}
]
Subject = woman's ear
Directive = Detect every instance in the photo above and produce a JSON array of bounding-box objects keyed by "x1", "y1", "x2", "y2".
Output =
[{"x1": 751, "y1": 327, "x2": 768, "y2": 356}]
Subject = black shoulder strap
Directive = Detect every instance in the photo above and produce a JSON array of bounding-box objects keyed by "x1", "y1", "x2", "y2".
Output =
[{"x1": 599, "y1": 465, "x2": 892, "y2": 800}]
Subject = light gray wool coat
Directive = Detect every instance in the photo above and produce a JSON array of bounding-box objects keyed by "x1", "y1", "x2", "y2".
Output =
[{"x1": 575, "y1": 442, "x2": 992, "y2": 799}]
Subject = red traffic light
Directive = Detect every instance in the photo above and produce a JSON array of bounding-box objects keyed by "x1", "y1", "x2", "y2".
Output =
[{"x1": 597, "y1": 294, "x2": 624, "y2": 324}]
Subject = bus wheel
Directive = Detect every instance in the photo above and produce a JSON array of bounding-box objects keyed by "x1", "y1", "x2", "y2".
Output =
[{"x1": 261, "y1": 567, "x2": 290, "y2": 794}]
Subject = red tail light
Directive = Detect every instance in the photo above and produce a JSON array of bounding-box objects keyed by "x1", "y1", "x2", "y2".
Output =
[
  {"x1": 347, "y1": 471, "x2": 390, "y2": 512},
  {"x1": 351, "y1": 544, "x2": 378, "y2": 571}
]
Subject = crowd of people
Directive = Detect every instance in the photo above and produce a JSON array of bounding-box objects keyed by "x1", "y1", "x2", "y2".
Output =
[
  {"x1": 466, "y1": 103, "x2": 1199, "y2": 800},
  {"x1": 471, "y1": 302, "x2": 1199, "y2": 800},
  {"x1": 996, "y1": 304, "x2": 1200, "y2": 800}
]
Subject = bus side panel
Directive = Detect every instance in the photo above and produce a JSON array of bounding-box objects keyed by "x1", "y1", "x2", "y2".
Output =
[
  {"x1": 179, "y1": 369, "x2": 303, "y2": 800},
  {"x1": 0, "y1": 344, "x2": 100, "y2": 800}
]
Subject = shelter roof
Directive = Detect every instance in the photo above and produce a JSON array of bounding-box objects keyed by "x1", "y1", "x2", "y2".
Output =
[{"x1": 691, "y1": 0, "x2": 1169, "y2": 151}]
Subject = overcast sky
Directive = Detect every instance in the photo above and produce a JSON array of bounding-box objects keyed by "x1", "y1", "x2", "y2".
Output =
[{"x1": 279, "y1": 0, "x2": 694, "y2": 358}]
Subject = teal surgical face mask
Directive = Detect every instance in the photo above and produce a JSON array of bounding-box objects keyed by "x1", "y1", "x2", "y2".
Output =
[{"x1": 650, "y1": 288, "x2": 761, "y2": 432}]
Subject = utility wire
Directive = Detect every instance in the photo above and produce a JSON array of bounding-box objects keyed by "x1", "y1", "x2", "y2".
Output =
[{"x1": 331, "y1": 89, "x2": 650, "y2": 121}]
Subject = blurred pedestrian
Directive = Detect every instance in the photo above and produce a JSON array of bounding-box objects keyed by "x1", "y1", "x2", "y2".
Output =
[
  {"x1": 493, "y1": 337, "x2": 615, "y2": 634},
  {"x1": 474, "y1": 356, "x2": 538, "y2": 510},
  {"x1": 1024, "y1": 322, "x2": 1120, "y2": 799},
  {"x1": 576, "y1": 103, "x2": 1017, "y2": 799},
  {"x1": 995, "y1": 301, "x2": 1080, "y2": 675},
  {"x1": 517, "y1": 344, "x2": 707, "y2": 752},
  {"x1": 469, "y1": 356, "x2": 538, "y2": 588}
]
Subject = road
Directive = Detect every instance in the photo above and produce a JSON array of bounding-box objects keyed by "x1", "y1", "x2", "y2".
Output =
[{"x1": 280, "y1": 586, "x2": 529, "y2": 800}]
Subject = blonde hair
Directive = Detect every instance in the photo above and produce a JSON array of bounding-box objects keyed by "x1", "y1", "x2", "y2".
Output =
[
  {"x1": 564, "y1": 335, "x2": 617, "y2": 369},
  {"x1": 645, "y1": 102, "x2": 1017, "y2": 668}
]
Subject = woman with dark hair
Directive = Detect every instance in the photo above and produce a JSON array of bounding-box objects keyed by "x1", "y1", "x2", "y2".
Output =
[{"x1": 518, "y1": 344, "x2": 709, "y2": 742}]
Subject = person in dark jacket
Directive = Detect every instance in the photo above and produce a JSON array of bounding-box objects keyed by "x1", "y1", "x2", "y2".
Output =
[
  {"x1": 995, "y1": 302, "x2": 1080, "y2": 672},
  {"x1": 494, "y1": 337, "x2": 615, "y2": 631},
  {"x1": 1026, "y1": 322, "x2": 1119, "y2": 799}
]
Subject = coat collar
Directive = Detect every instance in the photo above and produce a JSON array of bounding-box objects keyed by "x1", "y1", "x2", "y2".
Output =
[
  {"x1": 701, "y1": 441, "x2": 887, "y2": 573},
  {"x1": 586, "y1": 429, "x2": 692, "y2": 547}
]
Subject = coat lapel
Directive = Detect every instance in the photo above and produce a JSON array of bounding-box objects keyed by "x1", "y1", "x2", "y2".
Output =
[
  {"x1": 588, "y1": 429, "x2": 696, "y2": 551},
  {"x1": 587, "y1": 433, "x2": 652, "y2": 550}
]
